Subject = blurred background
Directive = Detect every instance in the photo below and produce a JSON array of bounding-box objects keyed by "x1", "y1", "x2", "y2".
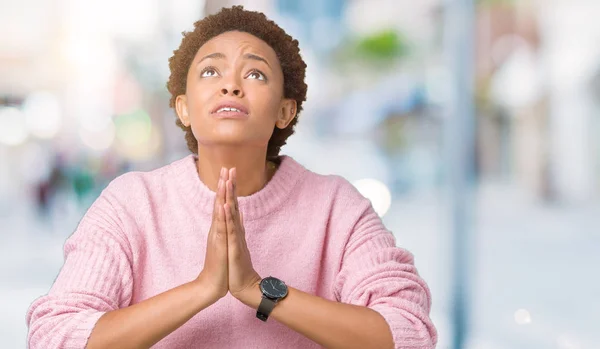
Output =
[{"x1": 1, "y1": 0, "x2": 599, "y2": 348}]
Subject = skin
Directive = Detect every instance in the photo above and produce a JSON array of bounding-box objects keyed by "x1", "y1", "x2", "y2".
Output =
[
  {"x1": 86, "y1": 31, "x2": 394, "y2": 349},
  {"x1": 175, "y1": 30, "x2": 297, "y2": 198}
]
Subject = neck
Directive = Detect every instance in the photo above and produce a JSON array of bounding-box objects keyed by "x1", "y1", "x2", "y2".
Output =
[{"x1": 196, "y1": 145, "x2": 276, "y2": 197}]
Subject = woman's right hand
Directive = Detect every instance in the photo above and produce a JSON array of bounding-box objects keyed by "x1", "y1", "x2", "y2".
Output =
[{"x1": 196, "y1": 167, "x2": 229, "y2": 301}]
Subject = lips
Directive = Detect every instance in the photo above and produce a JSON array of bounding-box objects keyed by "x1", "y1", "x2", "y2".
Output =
[{"x1": 210, "y1": 101, "x2": 249, "y2": 116}]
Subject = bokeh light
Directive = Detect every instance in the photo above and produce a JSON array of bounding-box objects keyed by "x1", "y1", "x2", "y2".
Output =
[
  {"x1": 352, "y1": 178, "x2": 392, "y2": 217},
  {"x1": 22, "y1": 92, "x2": 63, "y2": 139},
  {"x1": 113, "y1": 109, "x2": 160, "y2": 161},
  {"x1": 0, "y1": 107, "x2": 28, "y2": 146},
  {"x1": 514, "y1": 309, "x2": 532, "y2": 325},
  {"x1": 114, "y1": 109, "x2": 152, "y2": 148},
  {"x1": 79, "y1": 120, "x2": 116, "y2": 152}
]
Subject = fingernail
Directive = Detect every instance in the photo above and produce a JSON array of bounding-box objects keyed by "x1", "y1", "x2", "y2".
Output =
[{"x1": 220, "y1": 167, "x2": 225, "y2": 177}]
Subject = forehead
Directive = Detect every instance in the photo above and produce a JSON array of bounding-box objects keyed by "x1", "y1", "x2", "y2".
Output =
[{"x1": 195, "y1": 31, "x2": 279, "y2": 64}]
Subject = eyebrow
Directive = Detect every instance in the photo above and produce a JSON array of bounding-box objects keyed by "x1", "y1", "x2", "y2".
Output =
[
  {"x1": 196, "y1": 52, "x2": 271, "y2": 68},
  {"x1": 197, "y1": 52, "x2": 226, "y2": 65},
  {"x1": 243, "y1": 53, "x2": 271, "y2": 68}
]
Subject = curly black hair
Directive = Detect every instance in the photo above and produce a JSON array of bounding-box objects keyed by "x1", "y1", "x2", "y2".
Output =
[{"x1": 167, "y1": 6, "x2": 308, "y2": 159}]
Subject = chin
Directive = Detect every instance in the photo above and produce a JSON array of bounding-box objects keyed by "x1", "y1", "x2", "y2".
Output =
[
  {"x1": 196, "y1": 135, "x2": 269, "y2": 148},
  {"x1": 195, "y1": 123, "x2": 271, "y2": 145}
]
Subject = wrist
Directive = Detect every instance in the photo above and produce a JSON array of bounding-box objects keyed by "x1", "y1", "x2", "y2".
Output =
[
  {"x1": 192, "y1": 276, "x2": 225, "y2": 306},
  {"x1": 234, "y1": 280, "x2": 262, "y2": 309}
]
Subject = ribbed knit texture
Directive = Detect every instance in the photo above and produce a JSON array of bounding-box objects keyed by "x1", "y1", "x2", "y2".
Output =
[{"x1": 26, "y1": 154, "x2": 437, "y2": 349}]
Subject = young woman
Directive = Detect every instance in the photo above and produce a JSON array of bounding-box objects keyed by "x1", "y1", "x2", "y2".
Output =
[{"x1": 27, "y1": 6, "x2": 437, "y2": 349}]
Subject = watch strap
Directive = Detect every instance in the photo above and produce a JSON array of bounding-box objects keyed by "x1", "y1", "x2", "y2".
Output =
[{"x1": 256, "y1": 296, "x2": 277, "y2": 322}]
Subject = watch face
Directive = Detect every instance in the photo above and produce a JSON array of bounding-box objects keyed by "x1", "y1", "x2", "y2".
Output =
[{"x1": 260, "y1": 276, "x2": 288, "y2": 299}]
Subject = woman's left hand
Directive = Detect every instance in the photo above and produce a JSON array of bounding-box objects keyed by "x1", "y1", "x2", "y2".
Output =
[{"x1": 224, "y1": 168, "x2": 262, "y2": 300}]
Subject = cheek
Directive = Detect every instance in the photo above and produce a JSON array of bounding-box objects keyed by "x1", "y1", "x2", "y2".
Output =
[
  {"x1": 185, "y1": 80, "x2": 214, "y2": 116},
  {"x1": 247, "y1": 87, "x2": 282, "y2": 120}
]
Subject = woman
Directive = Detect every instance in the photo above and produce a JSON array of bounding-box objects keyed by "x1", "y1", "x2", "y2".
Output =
[{"x1": 26, "y1": 6, "x2": 437, "y2": 349}]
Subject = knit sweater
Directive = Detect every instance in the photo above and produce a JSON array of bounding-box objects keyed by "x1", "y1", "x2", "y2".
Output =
[{"x1": 26, "y1": 154, "x2": 437, "y2": 349}]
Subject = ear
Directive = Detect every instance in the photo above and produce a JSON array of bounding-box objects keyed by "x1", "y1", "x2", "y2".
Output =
[
  {"x1": 275, "y1": 99, "x2": 297, "y2": 129},
  {"x1": 175, "y1": 95, "x2": 190, "y2": 127}
]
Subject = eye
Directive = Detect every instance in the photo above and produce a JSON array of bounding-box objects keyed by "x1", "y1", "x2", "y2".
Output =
[
  {"x1": 200, "y1": 66, "x2": 219, "y2": 78},
  {"x1": 246, "y1": 70, "x2": 266, "y2": 81}
]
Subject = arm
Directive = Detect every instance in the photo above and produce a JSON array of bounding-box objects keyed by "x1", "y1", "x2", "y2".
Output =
[
  {"x1": 331, "y1": 203, "x2": 438, "y2": 349},
  {"x1": 237, "y1": 284, "x2": 395, "y2": 349},
  {"x1": 87, "y1": 277, "x2": 217, "y2": 349},
  {"x1": 26, "y1": 190, "x2": 219, "y2": 349},
  {"x1": 237, "y1": 196, "x2": 437, "y2": 349},
  {"x1": 26, "y1": 211, "x2": 134, "y2": 349},
  {"x1": 89, "y1": 167, "x2": 232, "y2": 349}
]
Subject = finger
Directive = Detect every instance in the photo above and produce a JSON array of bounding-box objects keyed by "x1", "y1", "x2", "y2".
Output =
[
  {"x1": 216, "y1": 172, "x2": 227, "y2": 236},
  {"x1": 216, "y1": 205, "x2": 227, "y2": 245},
  {"x1": 216, "y1": 204, "x2": 228, "y2": 268},
  {"x1": 239, "y1": 210, "x2": 246, "y2": 239},
  {"x1": 212, "y1": 168, "x2": 224, "y2": 220},
  {"x1": 231, "y1": 168, "x2": 239, "y2": 212},
  {"x1": 213, "y1": 168, "x2": 223, "y2": 222},
  {"x1": 227, "y1": 178, "x2": 244, "y2": 236},
  {"x1": 226, "y1": 175, "x2": 234, "y2": 206},
  {"x1": 225, "y1": 173, "x2": 237, "y2": 213},
  {"x1": 220, "y1": 167, "x2": 228, "y2": 203},
  {"x1": 224, "y1": 202, "x2": 237, "y2": 242}
]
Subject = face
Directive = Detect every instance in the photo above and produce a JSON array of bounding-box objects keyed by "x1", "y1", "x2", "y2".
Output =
[{"x1": 176, "y1": 31, "x2": 296, "y2": 149}]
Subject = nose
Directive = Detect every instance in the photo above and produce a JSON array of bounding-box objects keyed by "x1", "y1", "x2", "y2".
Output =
[
  {"x1": 221, "y1": 87, "x2": 242, "y2": 96},
  {"x1": 220, "y1": 78, "x2": 243, "y2": 97}
]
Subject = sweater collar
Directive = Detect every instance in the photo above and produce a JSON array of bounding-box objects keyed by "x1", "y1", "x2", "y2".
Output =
[{"x1": 172, "y1": 153, "x2": 306, "y2": 221}]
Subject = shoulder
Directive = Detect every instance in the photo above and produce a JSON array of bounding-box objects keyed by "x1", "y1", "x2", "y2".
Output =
[
  {"x1": 72, "y1": 156, "x2": 189, "y2": 246},
  {"x1": 100, "y1": 155, "x2": 190, "y2": 204},
  {"x1": 287, "y1": 155, "x2": 364, "y2": 199},
  {"x1": 75, "y1": 155, "x2": 190, "y2": 235},
  {"x1": 289, "y1": 157, "x2": 371, "y2": 212}
]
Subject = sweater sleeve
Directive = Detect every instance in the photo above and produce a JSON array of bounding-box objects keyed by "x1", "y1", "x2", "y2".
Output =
[
  {"x1": 332, "y1": 186, "x2": 437, "y2": 349},
  {"x1": 26, "y1": 189, "x2": 134, "y2": 349}
]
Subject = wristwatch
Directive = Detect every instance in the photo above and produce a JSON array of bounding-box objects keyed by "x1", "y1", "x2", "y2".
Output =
[{"x1": 256, "y1": 276, "x2": 288, "y2": 322}]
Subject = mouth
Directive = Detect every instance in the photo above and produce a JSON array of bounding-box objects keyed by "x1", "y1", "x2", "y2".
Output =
[{"x1": 211, "y1": 102, "x2": 249, "y2": 119}]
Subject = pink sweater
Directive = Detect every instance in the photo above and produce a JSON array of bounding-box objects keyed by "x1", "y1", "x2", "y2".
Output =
[{"x1": 26, "y1": 154, "x2": 437, "y2": 349}]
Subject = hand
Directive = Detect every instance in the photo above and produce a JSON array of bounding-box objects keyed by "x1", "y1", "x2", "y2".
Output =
[
  {"x1": 196, "y1": 167, "x2": 229, "y2": 302},
  {"x1": 224, "y1": 168, "x2": 262, "y2": 300}
]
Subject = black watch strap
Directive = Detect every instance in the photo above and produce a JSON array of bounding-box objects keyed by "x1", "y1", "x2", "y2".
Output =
[{"x1": 256, "y1": 296, "x2": 277, "y2": 322}]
